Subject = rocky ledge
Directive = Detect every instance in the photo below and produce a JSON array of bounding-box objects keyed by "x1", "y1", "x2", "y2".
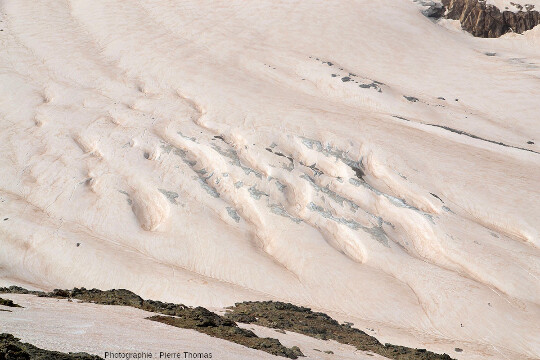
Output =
[
  {"x1": 226, "y1": 301, "x2": 454, "y2": 360},
  {"x1": 0, "y1": 333, "x2": 101, "y2": 360},
  {"x1": 1, "y1": 287, "x2": 456, "y2": 359},
  {"x1": 0, "y1": 297, "x2": 22, "y2": 308},
  {"x1": 424, "y1": 0, "x2": 540, "y2": 37},
  {"x1": 0, "y1": 287, "x2": 302, "y2": 359}
]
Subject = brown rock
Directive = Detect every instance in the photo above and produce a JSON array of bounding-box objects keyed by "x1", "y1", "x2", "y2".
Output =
[{"x1": 441, "y1": 0, "x2": 540, "y2": 37}]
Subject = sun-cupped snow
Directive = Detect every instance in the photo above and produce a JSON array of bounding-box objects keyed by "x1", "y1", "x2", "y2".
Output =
[{"x1": 0, "y1": 1, "x2": 539, "y2": 359}]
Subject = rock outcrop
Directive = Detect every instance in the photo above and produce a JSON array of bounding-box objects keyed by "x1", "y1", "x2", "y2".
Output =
[
  {"x1": 441, "y1": 0, "x2": 540, "y2": 37},
  {"x1": 1, "y1": 287, "x2": 456, "y2": 359},
  {"x1": 226, "y1": 301, "x2": 455, "y2": 360},
  {"x1": 0, "y1": 333, "x2": 102, "y2": 360},
  {"x1": 0, "y1": 287, "x2": 303, "y2": 359},
  {"x1": 0, "y1": 297, "x2": 22, "y2": 308}
]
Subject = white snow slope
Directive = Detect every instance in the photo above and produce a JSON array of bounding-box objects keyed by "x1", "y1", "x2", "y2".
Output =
[{"x1": 0, "y1": 1, "x2": 539, "y2": 359}]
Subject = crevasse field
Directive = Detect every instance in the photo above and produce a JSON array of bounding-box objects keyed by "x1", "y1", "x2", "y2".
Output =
[{"x1": 0, "y1": 1, "x2": 539, "y2": 359}]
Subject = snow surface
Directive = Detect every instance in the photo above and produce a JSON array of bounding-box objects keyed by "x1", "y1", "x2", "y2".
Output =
[
  {"x1": 415, "y1": 0, "x2": 540, "y2": 14},
  {"x1": 0, "y1": 1, "x2": 539, "y2": 359},
  {"x1": 486, "y1": 0, "x2": 540, "y2": 12},
  {"x1": 417, "y1": 0, "x2": 540, "y2": 12}
]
